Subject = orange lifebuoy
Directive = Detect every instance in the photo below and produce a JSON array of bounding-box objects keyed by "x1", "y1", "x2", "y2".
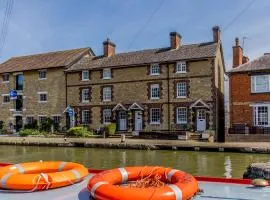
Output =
[
  {"x1": 0, "y1": 161, "x2": 88, "y2": 191},
  {"x1": 88, "y1": 166, "x2": 199, "y2": 200}
]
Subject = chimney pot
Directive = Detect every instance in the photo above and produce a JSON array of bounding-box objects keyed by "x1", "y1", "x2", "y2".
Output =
[
  {"x1": 170, "y1": 32, "x2": 182, "y2": 49},
  {"x1": 103, "y1": 38, "x2": 116, "y2": 57},
  {"x1": 212, "y1": 25, "x2": 221, "y2": 42},
  {"x1": 235, "y1": 37, "x2": 240, "y2": 46},
  {"x1": 232, "y1": 37, "x2": 243, "y2": 68}
]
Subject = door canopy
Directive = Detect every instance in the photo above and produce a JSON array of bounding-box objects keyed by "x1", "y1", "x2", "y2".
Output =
[{"x1": 190, "y1": 99, "x2": 210, "y2": 109}]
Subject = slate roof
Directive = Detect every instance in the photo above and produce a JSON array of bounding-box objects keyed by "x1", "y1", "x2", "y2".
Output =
[
  {"x1": 228, "y1": 54, "x2": 270, "y2": 73},
  {"x1": 0, "y1": 48, "x2": 90, "y2": 73},
  {"x1": 67, "y1": 42, "x2": 218, "y2": 71}
]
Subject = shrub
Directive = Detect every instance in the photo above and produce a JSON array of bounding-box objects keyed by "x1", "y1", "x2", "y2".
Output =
[
  {"x1": 40, "y1": 118, "x2": 53, "y2": 132},
  {"x1": 104, "y1": 123, "x2": 116, "y2": 136},
  {"x1": 24, "y1": 119, "x2": 38, "y2": 129},
  {"x1": 19, "y1": 129, "x2": 45, "y2": 137},
  {"x1": 67, "y1": 127, "x2": 93, "y2": 137}
]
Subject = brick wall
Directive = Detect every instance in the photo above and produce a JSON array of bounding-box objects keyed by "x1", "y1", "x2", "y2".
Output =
[{"x1": 230, "y1": 73, "x2": 270, "y2": 126}]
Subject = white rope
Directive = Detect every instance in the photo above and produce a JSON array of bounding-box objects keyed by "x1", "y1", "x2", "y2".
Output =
[{"x1": 31, "y1": 173, "x2": 51, "y2": 192}]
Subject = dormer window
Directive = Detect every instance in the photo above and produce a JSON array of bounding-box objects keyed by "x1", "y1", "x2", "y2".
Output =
[
  {"x1": 82, "y1": 70, "x2": 89, "y2": 81},
  {"x1": 176, "y1": 61, "x2": 186, "y2": 73},
  {"x1": 150, "y1": 64, "x2": 160, "y2": 75},
  {"x1": 103, "y1": 68, "x2": 111, "y2": 79}
]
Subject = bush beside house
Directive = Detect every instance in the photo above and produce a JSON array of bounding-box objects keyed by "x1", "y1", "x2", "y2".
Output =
[{"x1": 67, "y1": 127, "x2": 93, "y2": 137}]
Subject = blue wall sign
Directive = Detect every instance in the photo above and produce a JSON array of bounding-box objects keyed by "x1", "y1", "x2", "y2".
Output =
[{"x1": 9, "y1": 90, "x2": 17, "y2": 100}]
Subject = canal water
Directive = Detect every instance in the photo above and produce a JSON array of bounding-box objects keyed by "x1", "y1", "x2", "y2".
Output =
[{"x1": 1, "y1": 145, "x2": 269, "y2": 178}]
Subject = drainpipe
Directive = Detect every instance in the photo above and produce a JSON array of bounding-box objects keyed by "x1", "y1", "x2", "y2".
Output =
[{"x1": 167, "y1": 64, "x2": 170, "y2": 130}]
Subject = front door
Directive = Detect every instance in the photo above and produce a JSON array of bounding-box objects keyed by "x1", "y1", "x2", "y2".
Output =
[
  {"x1": 118, "y1": 111, "x2": 127, "y2": 131},
  {"x1": 15, "y1": 116, "x2": 23, "y2": 132},
  {"x1": 135, "y1": 111, "x2": 142, "y2": 131},
  {"x1": 197, "y1": 110, "x2": 206, "y2": 132}
]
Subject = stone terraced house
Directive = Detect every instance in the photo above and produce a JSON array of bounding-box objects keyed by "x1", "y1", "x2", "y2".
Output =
[
  {"x1": 66, "y1": 26, "x2": 225, "y2": 141},
  {"x1": 0, "y1": 48, "x2": 92, "y2": 132}
]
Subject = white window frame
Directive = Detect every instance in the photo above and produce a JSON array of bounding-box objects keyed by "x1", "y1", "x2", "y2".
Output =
[
  {"x1": 150, "y1": 108, "x2": 161, "y2": 124},
  {"x1": 251, "y1": 75, "x2": 270, "y2": 93},
  {"x1": 103, "y1": 109, "x2": 111, "y2": 124},
  {"x1": 103, "y1": 68, "x2": 111, "y2": 80},
  {"x1": 82, "y1": 88, "x2": 89, "y2": 103},
  {"x1": 176, "y1": 61, "x2": 187, "y2": 73},
  {"x1": 39, "y1": 70, "x2": 47, "y2": 80},
  {"x1": 176, "y1": 82, "x2": 187, "y2": 98},
  {"x1": 38, "y1": 92, "x2": 48, "y2": 103},
  {"x1": 176, "y1": 107, "x2": 187, "y2": 124},
  {"x1": 252, "y1": 104, "x2": 270, "y2": 127},
  {"x1": 82, "y1": 70, "x2": 89, "y2": 81},
  {"x1": 150, "y1": 64, "x2": 160, "y2": 75},
  {"x1": 2, "y1": 73, "x2": 9, "y2": 83},
  {"x1": 103, "y1": 87, "x2": 111, "y2": 102},
  {"x1": 82, "y1": 110, "x2": 90, "y2": 124},
  {"x1": 2, "y1": 94, "x2": 10, "y2": 104},
  {"x1": 150, "y1": 84, "x2": 160, "y2": 99}
]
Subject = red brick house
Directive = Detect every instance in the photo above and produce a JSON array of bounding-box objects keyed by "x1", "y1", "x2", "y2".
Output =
[{"x1": 227, "y1": 38, "x2": 270, "y2": 141}]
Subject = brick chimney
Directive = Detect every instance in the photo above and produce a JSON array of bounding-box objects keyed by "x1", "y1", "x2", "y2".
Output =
[
  {"x1": 232, "y1": 37, "x2": 243, "y2": 68},
  {"x1": 103, "y1": 38, "x2": 116, "y2": 57},
  {"x1": 212, "y1": 26, "x2": 221, "y2": 43},
  {"x1": 170, "y1": 32, "x2": 182, "y2": 49},
  {"x1": 242, "y1": 56, "x2": 249, "y2": 64}
]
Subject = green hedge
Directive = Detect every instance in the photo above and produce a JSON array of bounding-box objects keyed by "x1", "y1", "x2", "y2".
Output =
[
  {"x1": 104, "y1": 123, "x2": 116, "y2": 136},
  {"x1": 19, "y1": 129, "x2": 47, "y2": 137},
  {"x1": 67, "y1": 127, "x2": 93, "y2": 138}
]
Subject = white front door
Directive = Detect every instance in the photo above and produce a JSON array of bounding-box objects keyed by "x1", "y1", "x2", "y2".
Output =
[
  {"x1": 135, "y1": 111, "x2": 142, "y2": 131},
  {"x1": 119, "y1": 111, "x2": 127, "y2": 131},
  {"x1": 197, "y1": 110, "x2": 206, "y2": 131}
]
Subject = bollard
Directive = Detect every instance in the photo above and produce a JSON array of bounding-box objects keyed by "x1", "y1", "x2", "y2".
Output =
[{"x1": 121, "y1": 134, "x2": 126, "y2": 143}]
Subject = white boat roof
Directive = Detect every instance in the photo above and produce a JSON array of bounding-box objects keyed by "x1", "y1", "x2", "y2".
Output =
[{"x1": 0, "y1": 175, "x2": 269, "y2": 200}]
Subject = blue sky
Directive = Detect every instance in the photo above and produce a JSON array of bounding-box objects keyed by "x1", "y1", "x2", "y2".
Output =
[{"x1": 0, "y1": 0, "x2": 269, "y2": 70}]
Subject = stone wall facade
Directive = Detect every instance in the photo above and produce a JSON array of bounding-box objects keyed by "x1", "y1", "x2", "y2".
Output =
[
  {"x1": 67, "y1": 55, "x2": 225, "y2": 140},
  {"x1": 0, "y1": 68, "x2": 67, "y2": 131}
]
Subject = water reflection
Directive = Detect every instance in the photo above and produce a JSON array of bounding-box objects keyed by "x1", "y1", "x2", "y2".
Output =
[
  {"x1": 0, "y1": 145, "x2": 269, "y2": 178},
  {"x1": 224, "y1": 156, "x2": 232, "y2": 178}
]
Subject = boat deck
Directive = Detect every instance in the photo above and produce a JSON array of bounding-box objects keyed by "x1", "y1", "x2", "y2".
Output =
[{"x1": 0, "y1": 174, "x2": 269, "y2": 200}]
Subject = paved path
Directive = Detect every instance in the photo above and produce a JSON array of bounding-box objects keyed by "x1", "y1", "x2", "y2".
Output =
[{"x1": 0, "y1": 136, "x2": 270, "y2": 153}]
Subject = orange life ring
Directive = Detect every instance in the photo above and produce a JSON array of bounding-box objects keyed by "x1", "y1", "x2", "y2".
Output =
[
  {"x1": 0, "y1": 161, "x2": 88, "y2": 191},
  {"x1": 88, "y1": 166, "x2": 199, "y2": 200}
]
